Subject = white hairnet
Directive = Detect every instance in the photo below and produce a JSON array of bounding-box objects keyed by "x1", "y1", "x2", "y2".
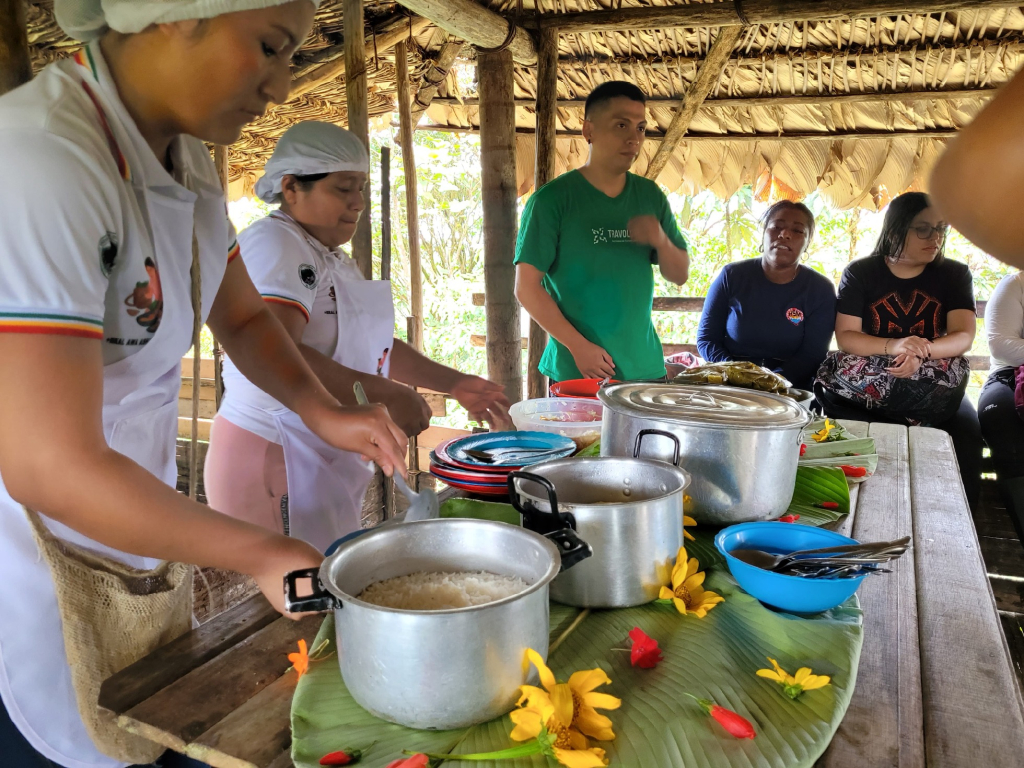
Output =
[
  {"x1": 56, "y1": 0, "x2": 322, "y2": 42},
  {"x1": 254, "y1": 121, "x2": 369, "y2": 204}
]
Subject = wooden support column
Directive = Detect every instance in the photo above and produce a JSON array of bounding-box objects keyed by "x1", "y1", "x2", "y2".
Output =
[
  {"x1": 645, "y1": 25, "x2": 743, "y2": 182},
  {"x1": 527, "y1": 26, "x2": 558, "y2": 400},
  {"x1": 409, "y1": 39, "x2": 464, "y2": 127},
  {"x1": 478, "y1": 49, "x2": 522, "y2": 403},
  {"x1": 344, "y1": 0, "x2": 373, "y2": 279},
  {"x1": 212, "y1": 145, "x2": 230, "y2": 410},
  {"x1": 396, "y1": 41, "x2": 424, "y2": 351},
  {"x1": 393, "y1": 0, "x2": 537, "y2": 64},
  {"x1": 0, "y1": 0, "x2": 31, "y2": 95}
]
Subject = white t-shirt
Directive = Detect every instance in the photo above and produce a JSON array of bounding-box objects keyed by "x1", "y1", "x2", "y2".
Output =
[
  {"x1": 219, "y1": 212, "x2": 364, "y2": 442},
  {"x1": 985, "y1": 272, "x2": 1024, "y2": 373}
]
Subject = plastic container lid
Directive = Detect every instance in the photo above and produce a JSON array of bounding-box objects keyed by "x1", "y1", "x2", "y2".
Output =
[
  {"x1": 508, "y1": 398, "x2": 603, "y2": 443},
  {"x1": 598, "y1": 383, "x2": 811, "y2": 430},
  {"x1": 549, "y1": 379, "x2": 621, "y2": 399}
]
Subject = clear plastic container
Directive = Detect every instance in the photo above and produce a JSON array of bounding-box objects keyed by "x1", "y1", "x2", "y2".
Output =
[{"x1": 509, "y1": 398, "x2": 604, "y2": 452}]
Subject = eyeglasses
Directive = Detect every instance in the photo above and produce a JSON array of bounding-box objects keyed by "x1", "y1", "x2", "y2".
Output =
[{"x1": 911, "y1": 224, "x2": 949, "y2": 241}]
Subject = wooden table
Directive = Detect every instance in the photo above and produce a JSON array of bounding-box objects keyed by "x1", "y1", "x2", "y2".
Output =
[{"x1": 100, "y1": 423, "x2": 1024, "y2": 768}]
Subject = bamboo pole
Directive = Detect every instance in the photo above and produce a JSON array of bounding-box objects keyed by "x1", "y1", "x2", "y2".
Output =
[
  {"x1": 537, "y1": 0, "x2": 1021, "y2": 34},
  {"x1": 344, "y1": 0, "x2": 373, "y2": 279},
  {"x1": 646, "y1": 25, "x2": 744, "y2": 182},
  {"x1": 478, "y1": 48, "x2": 523, "y2": 403},
  {"x1": 392, "y1": 0, "x2": 537, "y2": 64},
  {"x1": 0, "y1": 0, "x2": 30, "y2": 96},
  {"x1": 407, "y1": 317, "x2": 421, "y2": 491},
  {"x1": 396, "y1": 41, "x2": 424, "y2": 351},
  {"x1": 381, "y1": 147, "x2": 395, "y2": 519},
  {"x1": 212, "y1": 145, "x2": 230, "y2": 410},
  {"x1": 409, "y1": 39, "x2": 465, "y2": 127},
  {"x1": 527, "y1": 26, "x2": 558, "y2": 400}
]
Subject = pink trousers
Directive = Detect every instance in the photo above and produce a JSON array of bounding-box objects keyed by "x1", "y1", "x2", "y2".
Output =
[{"x1": 204, "y1": 415, "x2": 289, "y2": 535}]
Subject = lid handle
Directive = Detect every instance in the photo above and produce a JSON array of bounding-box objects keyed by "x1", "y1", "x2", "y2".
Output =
[
  {"x1": 633, "y1": 428, "x2": 681, "y2": 465},
  {"x1": 507, "y1": 471, "x2": 578, "y2": 533},
  {"x1": 683, "y1": 391, "x2": 719, "y2": 409}
]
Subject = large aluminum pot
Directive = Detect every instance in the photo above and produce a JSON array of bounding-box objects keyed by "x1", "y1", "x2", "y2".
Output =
[
  {"x1": 508, "y1": 442, "x2": 690, "y2": 608},
  {"x1": 599, "y1": 383, "x2": 812, "y2": 525},
  {"x1": 283, "y1": 518, "x2": 591, "y2": 730}
]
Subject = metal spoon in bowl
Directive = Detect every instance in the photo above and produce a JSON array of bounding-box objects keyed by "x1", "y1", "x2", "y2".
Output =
[{"x1": 730, "y1": 536, "x2": 910, "y2": 572}]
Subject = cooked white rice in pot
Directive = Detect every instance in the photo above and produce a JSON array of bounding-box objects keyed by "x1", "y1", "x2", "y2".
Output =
[{"x1": 357, "y1": 570, "x2": 528, "y2": 610}]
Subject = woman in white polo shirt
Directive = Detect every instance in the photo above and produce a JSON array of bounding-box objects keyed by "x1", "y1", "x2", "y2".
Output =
[
  {"x1": 206, "y1": 122, "x2": 511, "y2": 552},
  {"x1": 0, "y1": 3, "x2": 408, "y2": 767}
]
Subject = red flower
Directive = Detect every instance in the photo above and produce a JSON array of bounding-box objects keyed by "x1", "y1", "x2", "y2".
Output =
[
  {"x1": 627, "y1": 627, "x2": 663, "y2": 668},
  {"x1": 320, "y1": 749, "x2": 362, "y2": 766},
  {"x1": 686, "y1": 694, "x2": 755, "y2": 739},
  {"x1": 839, "y1": 465, "x2": 867, "y2": 478},
  {"x1": 799, "y1": 443, "x2": 807, "y2": 456},
  {"x1": 816, "y1": 501, "x2": 839, "y2": 510},
  {"x1": 386, "y1": 755, "x2": 428, "y2": 768},
  {"x1": 778, "y1": 514, "x2": 800, "y2": 523}
]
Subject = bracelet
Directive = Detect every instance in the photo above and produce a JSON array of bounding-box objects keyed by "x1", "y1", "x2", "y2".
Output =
[{"x1": 883, "y1": 339, "x2": 891, "y2": 355}]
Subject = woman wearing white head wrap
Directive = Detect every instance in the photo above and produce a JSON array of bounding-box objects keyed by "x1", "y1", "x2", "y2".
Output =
[
  {"x1": 0, "y1": 5, "x2": 408, "y2": 768},
  {"x1": 206, "y1": 121, "x2": 511, "y2": 551}
]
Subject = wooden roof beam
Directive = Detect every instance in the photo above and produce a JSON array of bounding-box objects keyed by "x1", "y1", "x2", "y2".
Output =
[
  {"x1": 428, "y1": 87, "x2": 998, "y2": 110},
  {"x1": 410, "y1": 39, "x2": 465, "y2": 126},
  {"x1": 537, "y1": 0, "x2": 1022, "y2": 34},
  {"x1": 393, "y1": 0, "x2": 537, "y2": 65},
  {"x1": 646, "y1": 26, "x2": 743, "y2": 181}
]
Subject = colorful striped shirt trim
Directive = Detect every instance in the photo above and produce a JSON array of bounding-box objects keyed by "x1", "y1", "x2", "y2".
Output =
[
  {"x1": 73, "y1": 50, "x2": 131, "y2": 182},
  {"x1": 0, "y1": 311, "x2": 104, "y2": 339},
  {"x1": 228, "y1": 240, "x2": 241, "y2": 264},
  {"x1": 261, "y1": 295, "x2": 310, "y2": 322}
]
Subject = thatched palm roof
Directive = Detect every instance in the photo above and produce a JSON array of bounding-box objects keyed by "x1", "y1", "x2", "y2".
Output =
[{"x1": 25, "y1": 1, "x2": 1024, "y2": 209}]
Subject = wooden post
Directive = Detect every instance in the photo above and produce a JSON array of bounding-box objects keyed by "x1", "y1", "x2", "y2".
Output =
[
  {"x1": 409, "y1": 39, "x2": 464, "y2": 127},
  {"x1": 344, "y1": 0, "x2": 373, "y2": 279},
  {"x1": 527, "y1": 26, "x2": 558, "y2": 400},
  {"x1": 392, "y1": 0, "x2": 537, "y2": 64},
  {"x1": 645, "y1": 25, "x2": 743, "y2": 182},
  {"x1": 212, "y1": 145, "x2": 230, "y2": 410},
  {"x1": 478, "y1": 49, "x2": 522, "y2": 403},
  {"x1": 0, "y1": 0, "x2": 31, "y2": 95},
  {"x1": 396, "y1": 41, "x2": 424, "y2": 351},
  {"x1": 406, "y1": 317, "x2": 421, "y2": 491},
  {"x1": 381, "y1": 146, "x2": 392, "y2": 282}
]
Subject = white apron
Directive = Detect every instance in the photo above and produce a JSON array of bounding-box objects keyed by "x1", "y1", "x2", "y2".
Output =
[
  {"x1": 0, "y1": 50, "x2": 227, "y2": 767},
  {"x1": 272, "y1": 240, "x2": 396, "y2": 553}
]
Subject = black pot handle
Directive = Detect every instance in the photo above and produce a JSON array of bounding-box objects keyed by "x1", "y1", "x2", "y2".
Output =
[
  {"x1": 507, "y1": 471, "x2": 592, "y2": 572},
  {"x1": 284, "y1": 567, "x2": 339, "y2": 613},
  {"x1": 633, "y1": 428, "x2": 681, "y2": 465}
]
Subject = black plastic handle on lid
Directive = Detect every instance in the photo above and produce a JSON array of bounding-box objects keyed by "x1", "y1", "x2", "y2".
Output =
[
  {"x1": 284, "y1": 567, "x2": 339, "y2": 613},
  {"x1": 633, "y1": 428, "x2": 681, "y2": 465}
]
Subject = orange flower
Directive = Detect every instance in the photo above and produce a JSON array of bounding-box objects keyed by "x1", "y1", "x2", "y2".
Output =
[{"x1": 289, "y1": 638, "x2": 310, "y2": 679}]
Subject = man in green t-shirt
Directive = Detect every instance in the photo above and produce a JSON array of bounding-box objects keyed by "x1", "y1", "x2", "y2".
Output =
[{"x1": 514, "y1": 81, "x2": 690, "y2": 382}]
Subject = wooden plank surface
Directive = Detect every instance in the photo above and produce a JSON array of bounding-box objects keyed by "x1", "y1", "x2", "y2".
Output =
[
  {"x1": 818, "y1": 422, "x2": 924, "y2": 768},
  {"x1": 908, "y1": 426, "x2": 1024, "y2": 767}
]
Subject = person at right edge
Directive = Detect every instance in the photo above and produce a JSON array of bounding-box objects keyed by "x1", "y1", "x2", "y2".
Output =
[{"x1": 514, "y1": 81, "x2": 690, "y2": 383}]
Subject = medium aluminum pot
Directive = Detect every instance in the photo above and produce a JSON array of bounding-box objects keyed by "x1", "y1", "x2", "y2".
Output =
[
  {"x1": 508, "y1": 441, "x2": 690, "y2": 608},
  {"x1": 599, "y1": 383, "x2": 812, "y2": 525},
  {"x1": 283, "y1": 518, "x2": 591, "y2": 730}
]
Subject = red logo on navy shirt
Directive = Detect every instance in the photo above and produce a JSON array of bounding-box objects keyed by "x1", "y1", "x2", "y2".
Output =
[{"x1": 786, "y1": 308, "x2": 804, "y2": 325}]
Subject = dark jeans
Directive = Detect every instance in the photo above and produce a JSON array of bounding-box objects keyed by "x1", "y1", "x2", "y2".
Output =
[
  {"x1": 979, "y1": 370, "x2": 1024, "y2": 481},
  {"x1": 818, "y1": 392, "x2": 983, "y2": 512},
  {"x1": 0, "y1": 696, "x2": 209, "y2": 768}
]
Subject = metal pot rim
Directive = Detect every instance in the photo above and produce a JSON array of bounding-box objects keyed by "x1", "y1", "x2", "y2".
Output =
[
  {"x1": 318, "y1": 518, "x2": 561, "y2": 616},
  {"x1": 515, "y1": 456, "x2": 691, "y2": 507}
]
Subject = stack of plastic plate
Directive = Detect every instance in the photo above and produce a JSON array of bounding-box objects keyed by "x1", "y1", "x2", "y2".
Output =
[{"x1": 429, "y1": 431, "x2": 576, "y2": 496}]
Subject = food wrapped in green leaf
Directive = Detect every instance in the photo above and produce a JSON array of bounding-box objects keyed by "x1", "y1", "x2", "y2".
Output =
[{"x1": 671, "y1": 361, "x2": 792, "y2": 394}]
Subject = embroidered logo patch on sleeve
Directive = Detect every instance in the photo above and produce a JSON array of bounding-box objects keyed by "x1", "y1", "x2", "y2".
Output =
[
  {"x1": 299, "y1": 264, "x2": 319, "y2": 289},
  {"x1": 786, "y1": 307, "x2": 805, "y2": 325}
]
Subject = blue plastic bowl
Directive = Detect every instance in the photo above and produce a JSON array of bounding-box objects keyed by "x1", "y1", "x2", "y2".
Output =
[{"x1": 715, "y1": 522, "x2": 867, "y2": 614}]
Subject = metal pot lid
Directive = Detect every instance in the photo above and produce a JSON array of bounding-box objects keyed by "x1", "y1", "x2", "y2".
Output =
[{"x1": 598, "y1": 383, "x2": 811, "y2": 429}]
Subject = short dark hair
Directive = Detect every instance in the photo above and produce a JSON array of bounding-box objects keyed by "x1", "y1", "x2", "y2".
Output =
[
  {"x1": 584, "y1": 81, "x2": 647, "y2": 119},
  {"x1": 291, "y1": 172, "x2": 330, "y2": 191},
  {"x1": 761, "y1": 200, "x2": 816, "y2": 243},
  {"x1": 868, "y1": 191, "x2": 944, "y2": 264}
]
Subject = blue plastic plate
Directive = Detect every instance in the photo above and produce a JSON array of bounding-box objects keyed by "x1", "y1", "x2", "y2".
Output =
[{"x1": 444, "y1": 431, "x2": 576, "y2": 468}]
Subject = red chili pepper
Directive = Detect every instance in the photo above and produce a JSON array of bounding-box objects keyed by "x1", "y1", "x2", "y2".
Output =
[
  {"x1": 777, "y1": 514, "x2": 800, "y2": 523},
  {"x1": 799, "y1": 443, "x2": 807, "y2": 456},
  {"x1": 627, "y1": 627, "x2": 663, "y2": 669},
  {"x1": 321, "y1": 750, "x2": 362, "y2": 766},
  {"x1": 386, "y1": 755, "x2": 428, "y2": 768},
  {"x1": 839, "y1": 465, "x2": 868, "y2": 478},
  {"x1": 816, "y1": 501, "x2": 840, "y2": 510},
  {"x1": 686, "y1": 694, "x2": 755, "y2": 739}
]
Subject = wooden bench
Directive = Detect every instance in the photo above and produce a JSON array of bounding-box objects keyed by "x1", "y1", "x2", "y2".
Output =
[{"x1": 101, "y1": 424, "x2": 1024, "y2": 767}]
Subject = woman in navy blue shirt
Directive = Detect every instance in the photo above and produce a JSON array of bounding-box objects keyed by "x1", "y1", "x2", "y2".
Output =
[{"x1": 697, "y1": 201, "x2": 837, "y2": 389}]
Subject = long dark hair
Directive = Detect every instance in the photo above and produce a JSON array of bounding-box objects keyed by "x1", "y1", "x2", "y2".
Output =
[
  {"x1": 868, "y1": 191, "x2": 945, "y2": 264},
  {"x1": 759, "y1": 200, "x2": 816, "y2": 247}
]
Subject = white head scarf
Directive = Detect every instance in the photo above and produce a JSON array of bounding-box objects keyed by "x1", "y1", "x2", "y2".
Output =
[
  {"x1": 254, "y1": 121, "x2": 369, "y2": 204},
  {"x1": 56, "y1": 0, "x2": 322, "y2": 42}
]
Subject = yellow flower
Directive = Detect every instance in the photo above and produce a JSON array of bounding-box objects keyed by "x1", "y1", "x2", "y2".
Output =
[
  {"x1": 683, "y1": 503, "x2": 697, "y2": 541},
  {"x1": 287, "y1": 638, "x2": 309, "y2": 678},
  {"x1": 511, "y1": 649, "x2": 621, "y2": 768},
  {"x1": 811, "y1": 419, "x2": 836, "y2": 442},
  {"x1": 658, "y1": 547, "x2": 724, "y2": 618},
  {"x1": 756, "y1": 657, "x2": 831, "y2": 699}
]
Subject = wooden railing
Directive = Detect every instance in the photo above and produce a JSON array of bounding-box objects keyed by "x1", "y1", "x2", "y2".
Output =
[{"x1": 471, "y1": 292, "x2": 992, "y2": 371}]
